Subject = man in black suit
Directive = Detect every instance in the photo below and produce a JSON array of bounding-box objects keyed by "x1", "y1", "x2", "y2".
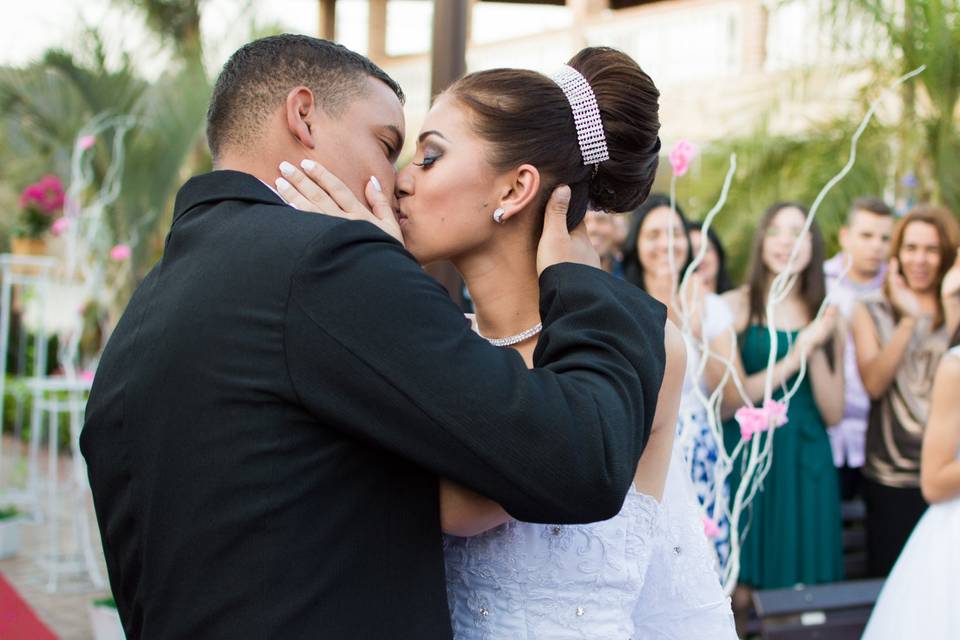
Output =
[{"x1": 81, "y1": 35, "x2": 667, "y2": 639}]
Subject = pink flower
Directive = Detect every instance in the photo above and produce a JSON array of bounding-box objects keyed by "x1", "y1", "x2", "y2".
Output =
[
  {"x1": 669, "y1": 140, "x2": 697, "y2": 177},
  {"x1": 38, "y1": 175, "x2": 62, "y2": 190},
  {"x1": 763, "y1": 399, "x2": 788, "y2": 427},
  {"x1": 702, "y1": 516, "x2": 720, "y2": 539},
  {"x1": 736, "y1": 400, "x2": 790, "y2": 441},
  {"x1": 110, "y1": 244, "x2": 132, "y2": 261},
  {"x1": 50, "y1": 217, "x2": 70, "y2": 236},
  {"x1": 735, "y1": 406, "x2": 766, "y2": 441},
  {"x1": 78, "y1": 135, "x2": 96, "y2": 150},
  {"x1": 20, "y1": 176, "x2": 65, "y2": 215},
  {"x1": 79, "y1": 370, "x2": 95, "y2": 382}
]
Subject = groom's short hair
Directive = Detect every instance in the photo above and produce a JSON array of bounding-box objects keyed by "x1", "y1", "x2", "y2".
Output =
[{"x1": 206, "y1": 34, "x2": 404, "y2": 159}]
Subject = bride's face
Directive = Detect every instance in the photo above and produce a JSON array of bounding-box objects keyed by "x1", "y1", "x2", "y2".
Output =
[{"x1": 396, "y1": 95, "x2": 508, "y2": 266}]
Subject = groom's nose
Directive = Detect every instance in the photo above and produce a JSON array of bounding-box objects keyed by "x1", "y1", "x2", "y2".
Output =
[{"x1": 395, "y1": 168, "x2": 414, "y2": 198}]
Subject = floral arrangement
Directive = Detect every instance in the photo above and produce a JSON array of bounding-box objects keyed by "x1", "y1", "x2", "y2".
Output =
[{"x1": 17, "y1": 175, "x2": 65, "y2": 238}]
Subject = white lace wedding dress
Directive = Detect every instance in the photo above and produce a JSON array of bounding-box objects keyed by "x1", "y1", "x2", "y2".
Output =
[
  {"x1": 443, "y1": 443, "x2": 737, "y2": 639},
  {"x1": 860, "y1": 346, "x2": 960, "y2": 640}
]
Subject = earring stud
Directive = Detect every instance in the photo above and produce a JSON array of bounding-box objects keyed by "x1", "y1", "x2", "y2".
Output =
[{"x1": 493, "y1": 208, "x2": 506, "y2": 224}]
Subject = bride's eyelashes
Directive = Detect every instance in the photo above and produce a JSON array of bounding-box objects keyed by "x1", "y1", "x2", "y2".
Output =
[{"x1": 412, "y1": 154, "x2": 440, "y2": 169}]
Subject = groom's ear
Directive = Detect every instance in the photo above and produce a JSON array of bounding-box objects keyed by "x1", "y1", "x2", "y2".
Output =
[
  {"x1": 285, "y1": 87, "x2": 318, "y2": 150},
  {"x1": 497, "y1": 164, "x2": 541, "y2": 223}
]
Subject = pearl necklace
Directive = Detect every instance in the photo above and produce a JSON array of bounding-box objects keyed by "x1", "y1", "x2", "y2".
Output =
[{"x1": 482, "y1": 322, "x2": 543, "y2": 347}]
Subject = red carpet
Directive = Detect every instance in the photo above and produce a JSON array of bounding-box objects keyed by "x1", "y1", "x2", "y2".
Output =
[{"x1": 0, "y1": 572, "x2": 58, "y2": 639}]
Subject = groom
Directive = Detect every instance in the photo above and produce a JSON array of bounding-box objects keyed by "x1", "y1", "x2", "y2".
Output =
[{"x1": 82, "y1": 35, "x2": 667, "y2": 639}]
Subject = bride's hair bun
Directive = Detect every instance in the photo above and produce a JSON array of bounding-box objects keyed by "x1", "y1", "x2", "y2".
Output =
[
  {"x1": 449, "y1": 47, "x2": 660, "y2": 229},
  {"x1": 567, "y1": 47, "x2": 661, "y2": 216}
]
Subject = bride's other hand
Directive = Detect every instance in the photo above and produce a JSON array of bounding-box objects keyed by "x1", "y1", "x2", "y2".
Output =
[
  {"x1": 275, "y1": 159, "x2": 404, "y2": 246},
  {"x1": 536, "y1": 185, "x2": 602, "y2": 275}
]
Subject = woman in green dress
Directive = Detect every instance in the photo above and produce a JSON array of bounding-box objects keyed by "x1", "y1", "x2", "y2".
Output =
[{"x1": 717, "y1": 202, "x2": 846, "y2": 618}]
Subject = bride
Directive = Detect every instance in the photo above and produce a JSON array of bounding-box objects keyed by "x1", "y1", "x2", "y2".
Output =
[
  {"x1": 861, "y1": 328, "x2": 960, "y2": 639},
  {"x1": 277, "y1": 46, "x2": 736, "y2": 639}
]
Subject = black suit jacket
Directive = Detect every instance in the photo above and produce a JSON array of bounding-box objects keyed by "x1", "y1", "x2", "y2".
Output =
[{"x1": 81, "y1": 170, "x2": 666, "y2": 639}]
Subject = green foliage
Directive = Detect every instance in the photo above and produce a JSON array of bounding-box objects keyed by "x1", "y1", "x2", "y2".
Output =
[
  {"x1": 0, "y1": 28, "x2": 211, "y2": 282},
  {"x1": 93, "y1": 596, "x2": 117, "y2": 608},
  {"x1": 15, "y1": 207, "x2": 54, "y2": 239},
  {"x1": 0, "y1": 506, "x2": 19, "y2": 520},
  {"x1": 826, "y1": 0, "x2": 960, "y2": 212},
  {"x1": 120, "y1": 0, "x2": 205, "y2": 66},
  {"x1": 2, "y1": 376, "x2": 75, "y2": 451},
  {"x1": 670, "y1": 117, "x2": 891, "y2": 281}
]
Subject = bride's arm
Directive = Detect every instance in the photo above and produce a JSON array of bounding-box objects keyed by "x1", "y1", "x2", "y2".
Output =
[
  {"x1": 440, "y1": 481, "x2": 511, "y2": 537},
  {"x1": 920, "y1": 353, "x2": 960, "y2": 504}
]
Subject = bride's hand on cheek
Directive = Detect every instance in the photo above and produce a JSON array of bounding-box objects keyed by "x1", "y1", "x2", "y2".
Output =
[{"x1": 275, "y1": 160, "x2": 404, "y2": 246}]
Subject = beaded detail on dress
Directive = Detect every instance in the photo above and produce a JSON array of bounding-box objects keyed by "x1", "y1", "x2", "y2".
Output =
[
  {"x1": 444, "y1": 486, "x2": 661, "y2": 639},
  {"x1": 443, "y1": 444, "x2": 738, "y2": 639}
]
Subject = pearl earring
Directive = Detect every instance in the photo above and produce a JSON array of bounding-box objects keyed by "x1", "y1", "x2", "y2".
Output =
[{"x1": 493, "y1": 208, "x2": 506, "y2": 224}]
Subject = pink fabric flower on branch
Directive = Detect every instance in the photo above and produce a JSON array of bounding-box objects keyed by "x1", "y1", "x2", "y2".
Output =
[
  {"x1": 763, "y1": 399, "x2": 788, "y2": 427},
  {"x1": 669, "y1": 140, "x2": 697, "y2": 177},
  {"x1": 736, "y1": 399, "x2": 789, "y2": 441},
  {"x1": 78, "y1": 135, "x2": 96, "y2": 150},
  {"x1": 110, "y1": 244, "x2": 132, "y2": 261},
  {"x1": 50, "y1": 217, "x2": 70, "y2": 236},
  {"x1": 702, "y1": 516, "x2": 720, "y2": 539}
]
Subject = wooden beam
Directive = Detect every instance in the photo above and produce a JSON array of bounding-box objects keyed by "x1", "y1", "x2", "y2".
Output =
[
  {"x1": 318, "y1": 0, "x2": 336, "y2": 40},
  {"x1": 426, "y1": 0, "x2": 471, "y2": 308},
  {"x1": 430, "y1": 0, "x2": 470, "y2": 97},
  {"x1": 368, "y1": 0, "x2": 388, "y2": 63}
]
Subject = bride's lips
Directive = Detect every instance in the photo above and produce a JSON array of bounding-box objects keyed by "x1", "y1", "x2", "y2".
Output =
[{"x1": 397, "y1": 206, "x2": 409, "y2": 227}]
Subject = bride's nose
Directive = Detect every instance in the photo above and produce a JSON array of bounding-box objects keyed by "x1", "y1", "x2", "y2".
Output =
[{"x1": 396, "y1": 166, "x2": 414, "y2": 199}]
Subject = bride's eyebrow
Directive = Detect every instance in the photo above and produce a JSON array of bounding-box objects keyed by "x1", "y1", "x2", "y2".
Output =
[{"x1": 418, "y1": 130, "x2": 449, "y2": 144}]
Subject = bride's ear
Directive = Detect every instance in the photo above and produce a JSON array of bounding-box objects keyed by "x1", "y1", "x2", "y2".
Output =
[
  {"x1": 495, "y1": 164, "x2": 541, "y2": 223},
  {"x1": 285, "y1": 87, "x2": 318, "y2": 150}
]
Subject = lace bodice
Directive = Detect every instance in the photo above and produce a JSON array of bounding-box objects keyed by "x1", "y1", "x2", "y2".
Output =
[{"x1": 443, "y1": 445, "x2": 736, "y2": 639}]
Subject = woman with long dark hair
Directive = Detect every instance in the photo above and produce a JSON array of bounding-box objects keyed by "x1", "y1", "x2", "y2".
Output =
[
  {"x1": 623, "y1": 195, "x2": 738, "y2": 571},
  {"x1": 720, "y1": 202, "x2": 845, "y2": 611}
]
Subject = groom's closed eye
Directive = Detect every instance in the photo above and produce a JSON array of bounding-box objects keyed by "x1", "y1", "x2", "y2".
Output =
[{"x1": 377, "y1": 125, "x2": 404, "y2": 163}]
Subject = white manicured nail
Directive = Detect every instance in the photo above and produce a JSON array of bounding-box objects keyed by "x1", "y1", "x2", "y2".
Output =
[
  {"x1": 301, "y1": 159, "x2": 317, "y2": 171},
  {"x1": 370, "y1": 176, "x2": 382, "y2": 193},
  {"x1": 275, "y1": 177, "x2": 292, "y2": 190},
  {"x1": 279, "y1": 161, "x2": 295, "y2": 176}
]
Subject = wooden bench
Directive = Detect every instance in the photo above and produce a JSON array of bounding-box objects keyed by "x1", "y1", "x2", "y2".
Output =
[
  {"x1": 841, "y1": 499, "x2": 868, "y2": 580},
  {"x1": 751, "y1": 578, "x2": 885, "y2": 640}
]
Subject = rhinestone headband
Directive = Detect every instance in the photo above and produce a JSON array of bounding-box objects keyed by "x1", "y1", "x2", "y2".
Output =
[{"x1": 550, "y1": 65, "x2": 609, "y2": 166}]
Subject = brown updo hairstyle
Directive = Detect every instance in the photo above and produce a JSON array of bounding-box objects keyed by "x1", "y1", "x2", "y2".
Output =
[{"x1": 447, "y1": 47, "x2": 661, "y2": 230}]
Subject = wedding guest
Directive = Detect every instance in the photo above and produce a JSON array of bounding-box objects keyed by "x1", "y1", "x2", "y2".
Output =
[
  {"x1": 720, "y1": 202, "x2": 845, "y2": 622},
  {"x1": 860, "y1": 326, "x2": 960, "y2": 639},
  {"x1": 687, "y1": 221, "x2": 734, "y2": 294},
  {"x1": 824, "y1": 197, "x2": 895, "y2": 500},
  {"x1": 612, "y1": 207, "x2": 629, "y2": 253},
  {"x1": 623, "y1": 195, "x2": 735, "y2": 568},
  {"x1": 851, "y1": 204, "x2": 960, "y2": 577},
  {"x1": 585, "y1": 208, "x2": 625, "y2": 278}
]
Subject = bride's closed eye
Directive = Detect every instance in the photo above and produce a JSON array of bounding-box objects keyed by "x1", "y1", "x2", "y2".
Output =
[{"x1": 412, "y1": 153, "x2": 441, "y2": 169}]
